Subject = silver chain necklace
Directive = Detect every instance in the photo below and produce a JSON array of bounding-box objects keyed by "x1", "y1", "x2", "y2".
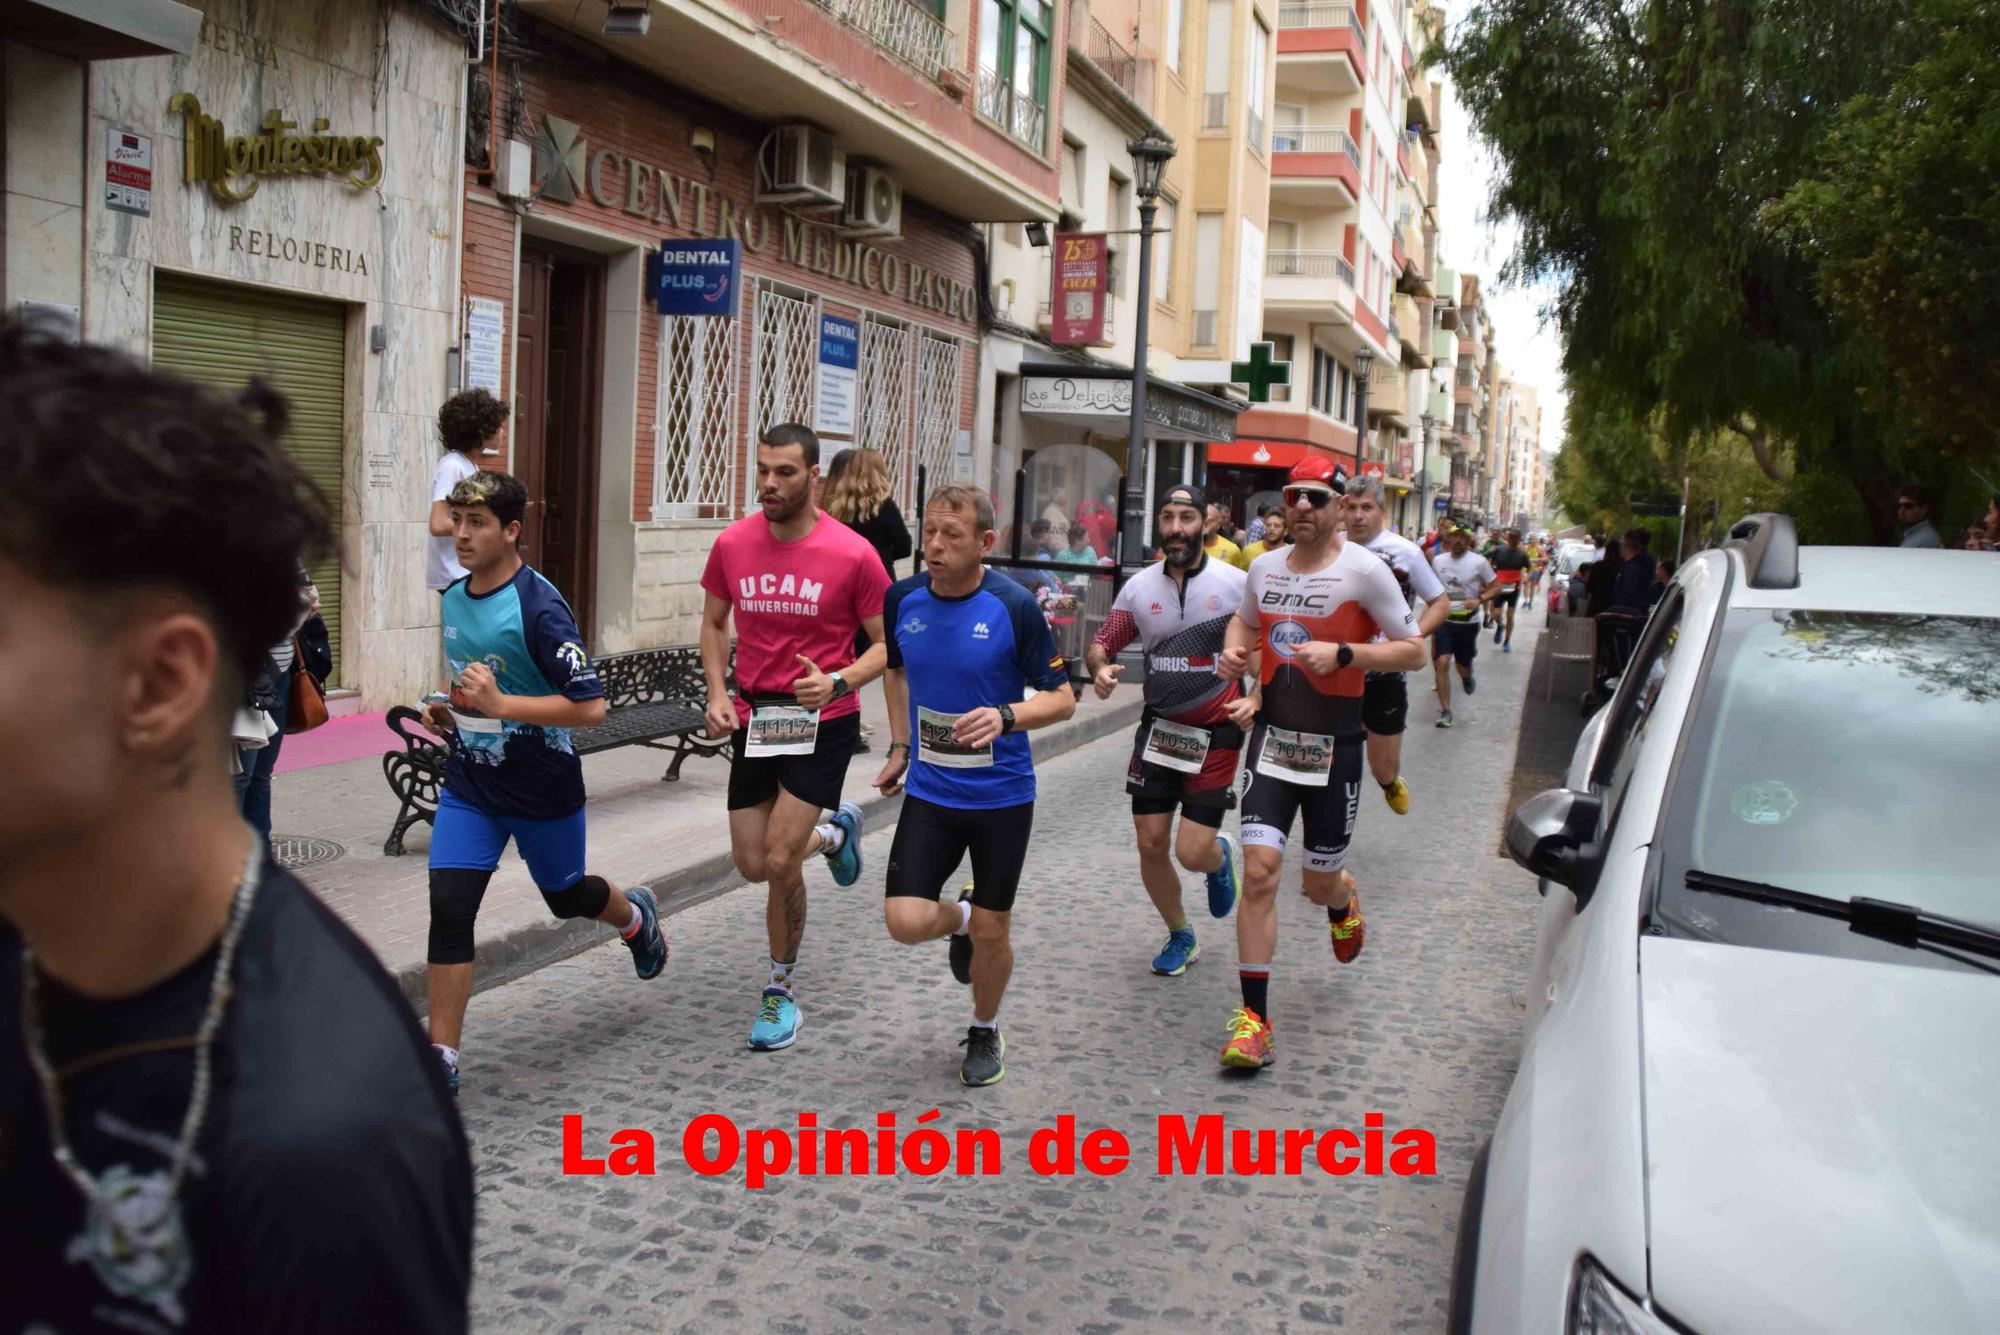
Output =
[{"x1": 18, "y1": 837, "x2": 263, "y2": 1326}]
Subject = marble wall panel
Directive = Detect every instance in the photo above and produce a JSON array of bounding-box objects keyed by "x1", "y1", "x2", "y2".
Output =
[
  {"x1": 357, "y1": 407, "x2": 442, "y2": 525},
  {"x1": 364, "y1": 304, "x2": 453, "y2": 418},
  {"x1": 83, "y1": 252, "x2": 152, "y2": 355},
  {"x1": 354, "y1": 624, "x2": 444, "y2": 706},
  {"x1": 6, "y1": 41, "x2": 85, "y2": 207},
  {"x1": 357, "y1": 516, "x2": 441, "y2": 633},
  {"x1": 5, "y1": 194, "x2": 83, "y2": 307}
]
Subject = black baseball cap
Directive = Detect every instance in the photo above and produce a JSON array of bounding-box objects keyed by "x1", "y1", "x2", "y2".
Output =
[{"x1": 1160, "y1": 484, "x2": 1208, "y2": 514}]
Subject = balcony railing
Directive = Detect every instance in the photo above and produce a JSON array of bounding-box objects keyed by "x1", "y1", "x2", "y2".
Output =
[
  {"x1": 1084, "y1": 16, "x2": 1143, "y2": 100},
  {"x1": 1266, "y1": 250, "x2": 1357, "y2": 286},
  {"x1": 1268, "y1": 126, "x2": 1360, "y2": 166},
  {"x1": 1276, "y1": 3, "x2": 1366, "y2": 43},
  {"x1": 1203, "y1": 91, "x2": 1228, "y2": 129},
  {"x1": 810, "y1": 0, "x2": 954, "y2": 81},
  {"x1": 1192, "y1": 309, "x2": 1218, "y2": 346},
  {"x1": 977, "y1": 67, "x2": 1048, "y2": 151}
]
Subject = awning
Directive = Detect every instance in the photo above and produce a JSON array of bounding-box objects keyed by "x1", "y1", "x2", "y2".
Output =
[
  {"x1": 1208, "y1": 439, "x2": 1307, "y2": 468},
  {"x1": 1019, "y1": 363, "x2": 1242, "y2": 444}
]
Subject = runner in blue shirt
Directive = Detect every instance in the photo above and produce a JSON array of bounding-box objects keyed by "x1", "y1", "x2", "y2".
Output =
[
  {"x1": 421, "y1": 471, "x2": 666, "y2": 1096},
  {"x1": 872, "y1": 485, "x2": 1076, "y2": 1086}
]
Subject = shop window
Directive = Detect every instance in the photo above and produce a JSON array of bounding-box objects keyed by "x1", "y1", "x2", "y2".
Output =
[
  {"x1": 656, "y1": 313, "x2": 739, "y2": 519},
  {"x1": 751, "y1": 280, "x2": 819, "y2": 506},
  {"x1": 980, "y1": 0, "x2": 1051, "y2": 151},
  {"x1": 859, "y1": 314, "x2": 915, "y2": 502}
]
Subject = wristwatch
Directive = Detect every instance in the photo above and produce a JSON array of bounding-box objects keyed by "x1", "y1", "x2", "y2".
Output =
[
  {"x1": 828, "y1": 672, "x2": 851, "y2": 701},
  {"x1": 1336, "y1": 643, "x2": 1355, "y2": 669},
  {"x1": 996, "y1": 702, "x2": 1017, "y2": 734}
]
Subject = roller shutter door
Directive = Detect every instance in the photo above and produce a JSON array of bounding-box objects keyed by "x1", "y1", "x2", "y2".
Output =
[{"x1": 153, "y1": 275, "x2": 348, "y2": 684}]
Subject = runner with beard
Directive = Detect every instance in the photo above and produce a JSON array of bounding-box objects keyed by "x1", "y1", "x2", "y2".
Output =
[
  {"x1": 1213, "y1": 457, "x2": 1425, "y2": 1071},
  {"x1": 1489, "y1": 529, "x2": 1529, "y2": 652},
  {"x1": 1340, "y1": 476, "x2": 1450, "y2": 813},
  {"x1": 1431, "y1": 526, "x2": 1501, "y2": 728},
  {"x1": 1084, "y1": 485, "x2": 1254, "y2": 977},
  {"x1": 700, "y1": 424, "x2": 892, "y2": 1052}
]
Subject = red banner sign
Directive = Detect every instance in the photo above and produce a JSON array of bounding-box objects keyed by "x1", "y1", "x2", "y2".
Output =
[
  {"x1": 1361, "y1": 461, "x2": 1386, "y2": 482},
  {"x1": 1395, "y1": 444, "x2": 1414, "y2": 477},
  {"x1": 1051, "y1": 231, "x2": 1109, "y2": 346}
]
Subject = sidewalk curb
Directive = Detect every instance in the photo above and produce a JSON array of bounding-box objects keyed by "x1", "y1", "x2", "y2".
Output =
[{"x1": 396, "y1": 693, "x2": 1145, "y2": 1013}]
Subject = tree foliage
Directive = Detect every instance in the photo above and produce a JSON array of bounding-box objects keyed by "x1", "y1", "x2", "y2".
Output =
[{"x1": 1444, "y1": 0, "x2": 2000, "y2": 543}]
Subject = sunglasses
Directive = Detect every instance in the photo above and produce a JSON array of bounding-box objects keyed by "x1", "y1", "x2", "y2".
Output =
[{"x1": 1283, "y1": 486, "x2": 1337, "y2": 509}]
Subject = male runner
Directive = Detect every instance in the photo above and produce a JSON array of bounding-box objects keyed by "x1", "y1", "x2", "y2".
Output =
[
  {"x1": 1085, "y1": 485, "x2": 1252, "y2": 976},
  {"x1": 1490, "y1": 529, "x2": 1530, "y2": 651},
  {"x1": 1202, "y1": 501, "x2": 1242, "y2": 566},
  {"x1": 1214, "y1": 456, "x2": 1425, "y2": 1071},
  {"x1": 423, "y1": 471, "x2": 666, "y2": 1095},
  {"x1": 0, "y1": 319, "x2": 471, "y2": 1329},
  {"x1": 873, "y1": 486, "x2": 1075, "y2": 1087},
  {"x1": 1341, "y1": 476, "x2": 1450, "y2": 813},
  {"x1": 1431, "y1": 526, "x2": 1501, "y2": 728},
  {"x1": 701, "y1": 424, "x2": 890, "y2": 1052}
]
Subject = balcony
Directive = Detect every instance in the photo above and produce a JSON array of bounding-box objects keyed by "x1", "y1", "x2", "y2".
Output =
[
  {"x1": 1269, "y1": 127, "x2": 1361, "y2": 207},
  {"x1": 1366, "y1": 360, "x2": 1408, "y2": 427},
  {"x1": 1392, "y1": 292, "x2": 1424, "y2": 364},
  {"x1": 1080, "y1": 15, "x2": 1146, "y2": 102},
  {"x1": 1274, "y1": 3, "x2": 1364, "y2": 93},
  {"x1": 807, "y1": 0, "x2": 953, "y2": 80},
  {"x1": 1264, "y1": 249, "x2": 1358, "y2": 319},
  {"x1": 977, "y1": 67, "x2": 1048, "y2": 152}
]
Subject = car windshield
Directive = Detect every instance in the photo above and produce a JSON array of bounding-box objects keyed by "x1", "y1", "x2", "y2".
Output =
[{"x1": 1653, "y1": 608, "x2": 2000, "y2": 964}]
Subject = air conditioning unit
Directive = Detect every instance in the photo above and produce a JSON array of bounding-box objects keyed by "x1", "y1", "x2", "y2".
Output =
[
  {"x1": 758, "y1": 125, "x2": 846, "y2": 206},
  {"x1": 842, "y1": 165, "x2": 902, "y2": 237}
]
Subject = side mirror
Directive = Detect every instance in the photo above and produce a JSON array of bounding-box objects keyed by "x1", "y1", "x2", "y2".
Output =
[{"x1": 1506, "y1": 787, "x2": 1605, "y2": 904}]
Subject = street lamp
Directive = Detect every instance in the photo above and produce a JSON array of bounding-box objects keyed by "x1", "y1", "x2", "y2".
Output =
[
  {"x1": 1121, "y1": 132, "x2": 1176, "y2": 570},
  {"x1": 1352, "y1": 346, "x2": 1374, "y2": 470},
  {"x1": 1419, "y1": 409, "x2": 1435, "y2": 526}
]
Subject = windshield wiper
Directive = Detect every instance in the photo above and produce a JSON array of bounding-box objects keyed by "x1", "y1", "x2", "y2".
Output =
[{"x1": 1684, "y1": 870, "x2": 2000, "y2": 962}]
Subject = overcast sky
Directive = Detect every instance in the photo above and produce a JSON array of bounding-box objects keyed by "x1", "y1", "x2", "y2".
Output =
[{"x1": 1433, "y1": 71, "x2": 1568, "y2": 455}]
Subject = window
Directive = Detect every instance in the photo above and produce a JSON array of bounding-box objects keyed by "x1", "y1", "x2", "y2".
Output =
[
  {"x1": 858, "y1": 314, "x2": 914, "y2": 497},
  {"x1": 1311, "y1": 346, "x2": 1334, "y2": 414},
  {"x1": 656, "y1": 313, "x2": 738, "y2": 519},
  {"x1": 980, "y1": 0, "x2": 1051, "y2": 150},
  {"x1": 1192, "y1": 212, "x2": 1222, "y2": 344},
  {"x1": 1339, "y1": 362, "x2": 1354, "y2": 423},
  {"x1": 1203, "y1": 0, "x2": 1232, "y2": 128},
  {"x1": 1263, "y1": 331, "x2": 1294, "y2": 402},
  {"x1": 750, "y1": 280, "x2": 818, "y2": 506},
  {"x1": 1591, "y1": 592, "x2": 1684, "y2": 827},
  {"x1": 1061, "y1": 137, "x2": 1085, "y2": 214},
  {"x1": 1165, "y1": 0, "x2": 1184, "y2": 71},
  {"x1": 1154, "y1": 199, "x2": 1176, "y2": 302},
  {"x1": 1245, "y1": 18, "x2": 1269, "y2": 152}
]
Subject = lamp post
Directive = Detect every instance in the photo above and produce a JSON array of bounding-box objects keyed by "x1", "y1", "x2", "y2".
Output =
[
  {"x1": 1352, "y1": 346, "x2": 1374, "y2": 475},
  {"x1": 1122, "y1": 132, "x2": 1175, "y2": 571},
  {"x1": 1419, "y1": 409, "x2": 1435, "y2": 528}
]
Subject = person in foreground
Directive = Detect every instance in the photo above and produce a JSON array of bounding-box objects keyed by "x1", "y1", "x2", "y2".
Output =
[
  {"x1": 0, "y1": 318, "x2": 472, "y2": 1331},
  {"x1": 1216, "y1": 455, "x2": 1426, "y2": 1071},
  {"x1": 874, "y1": 486, "x2": 1075, "y2": 1086}
]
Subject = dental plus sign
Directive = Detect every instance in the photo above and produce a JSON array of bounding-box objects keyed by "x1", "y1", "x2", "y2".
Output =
[{"x1": 1231, "y1": 341, "x2": 1292, "y2": 403}]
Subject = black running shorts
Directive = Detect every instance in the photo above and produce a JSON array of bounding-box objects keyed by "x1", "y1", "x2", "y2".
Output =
[
  {"x1": 1434, "y1": 620, "x2": 1481, "y2": 665},
  {"x1": 726, "y1": 713, "x2": 860, "y2": 813},
  {"x1": 1238, "y1": 722, "x2": 1364, "y2": 874},
  {"x1": 1493, "y1": 587, "x2": 1521, "y2": 607},
  {"x1": 1361, "y1": 672, "x2": 1408, "y2": 737},
  {"x1": 884, "y1": 794, "x2": 1036, "y2": 914},
  {"x1": 1126, "y1": 716, "x2": 1240, "y2": 825}
]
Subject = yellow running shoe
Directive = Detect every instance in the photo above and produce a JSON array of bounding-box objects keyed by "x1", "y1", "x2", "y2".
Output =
[
  {"x1": 1220, "y1": 1007, "x2": 1276, "y2": 1069},
  {"x1": 1382, "y1": 776, "x2": 1411, "y2": 815}
]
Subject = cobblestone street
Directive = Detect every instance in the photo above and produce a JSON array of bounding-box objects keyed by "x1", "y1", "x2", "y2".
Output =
[{"x1": 458, "y1": 622, "x2": 1545, "y2": 1333}]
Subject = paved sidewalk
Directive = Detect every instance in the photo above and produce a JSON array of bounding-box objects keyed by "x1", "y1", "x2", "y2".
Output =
[{"x1": 270, "y1": 685, "x2": 1143, "y2": 1007}]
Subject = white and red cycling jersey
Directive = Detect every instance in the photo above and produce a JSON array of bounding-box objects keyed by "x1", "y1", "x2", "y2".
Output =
[
  {"x1": 1238, "y1": 540, "x2": 1418, "y2": 738},
  {"x1": 1093, "y1": 554, "x2": 1247, "y2": 727}
]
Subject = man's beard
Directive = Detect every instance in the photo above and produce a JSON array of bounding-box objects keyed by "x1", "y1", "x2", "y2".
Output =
[
  {"x1": 1163, "y1": 536, "x2": 1199, "y2": 568},
  {"x1": 763, "y1": 488, "x2": 807, "y2": 523}
]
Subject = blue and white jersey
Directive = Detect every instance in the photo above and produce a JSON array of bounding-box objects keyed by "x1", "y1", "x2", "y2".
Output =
[
  {"x1": 440, "y1": 564, "x2": 603, "y2": 820},
  {"x1": 885, "y1": 568, "x2": 1070, "y2": 809}
]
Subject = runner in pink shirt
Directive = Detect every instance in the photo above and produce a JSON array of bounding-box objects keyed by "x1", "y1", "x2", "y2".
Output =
[{"x1": 700, "y1": 424, "x2": 891, "y2": 1051}]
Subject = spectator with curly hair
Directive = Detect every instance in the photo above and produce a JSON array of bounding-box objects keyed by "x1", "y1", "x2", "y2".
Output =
[{"x1": 428, "y1": 388, "x2": 509, "y2": 591}]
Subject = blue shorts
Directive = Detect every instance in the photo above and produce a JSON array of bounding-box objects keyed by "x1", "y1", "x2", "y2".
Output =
[
  {"x1": 1434, "y1": 620, "x2": 1482, "y2": 665},
  {"x1": 430, "y1": 788, "x2": 587, "y2": 892}
]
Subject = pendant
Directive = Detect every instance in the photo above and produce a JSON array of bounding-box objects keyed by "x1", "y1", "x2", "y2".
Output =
[{"x1": 64, "y1": 1163, "x2": 192, "y2": 1326}]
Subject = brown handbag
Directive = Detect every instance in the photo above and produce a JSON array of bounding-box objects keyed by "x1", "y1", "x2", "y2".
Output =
[{"x1": 285, "y1": 636, "x2": 330, "y2": 734}]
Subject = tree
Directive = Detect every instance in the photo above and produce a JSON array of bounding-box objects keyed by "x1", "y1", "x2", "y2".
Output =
[{"x1": 1444, "y1": 0, "x2": 1998, "y2": 542}]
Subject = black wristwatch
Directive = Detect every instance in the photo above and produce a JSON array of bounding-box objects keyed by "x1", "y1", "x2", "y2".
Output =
[
  {"x1": 996, "y1": 702, "x2": 1017, "y2": 734},
  {"x1": 1336, "y1": 643, "x2": 1355, "y2": 669},
  {"x1": 828, "y1": 672, "x2": 852, "y2": 701}
]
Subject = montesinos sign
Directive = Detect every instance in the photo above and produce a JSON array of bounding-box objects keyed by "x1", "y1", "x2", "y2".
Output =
[
  {"x1": 535, "y1": 114, "x2": 976, "y2": 325},
  {"x1": 168, "y1": 95, "x2": 384, "y2": 204}
]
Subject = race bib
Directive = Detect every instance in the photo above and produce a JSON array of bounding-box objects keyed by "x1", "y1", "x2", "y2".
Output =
[
  {"x1": 1143, "y1": 718, "x2": 1212, "y2": 774},
  {"x1": 1255, "y1": 726, "x2": 1336, "y2": 787},
  {"x1": 745, "y1": 703, "x2": 819, "y2": 757},
  {"x1": 916, "y1": 705, "x2": 994, "y2": 769},
  {"x1": 448, "y1": 708, "x2": 503, "y2": 735}
]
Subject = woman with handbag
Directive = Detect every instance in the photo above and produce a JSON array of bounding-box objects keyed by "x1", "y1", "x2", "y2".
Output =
[{"x1": 233, "y1": 567, "x2": 324, "y2": 840}]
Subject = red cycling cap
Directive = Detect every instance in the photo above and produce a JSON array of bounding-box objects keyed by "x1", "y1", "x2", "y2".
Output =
[{"x1": 1286, "y1": 453, "x2": 1346, "y2": 492}]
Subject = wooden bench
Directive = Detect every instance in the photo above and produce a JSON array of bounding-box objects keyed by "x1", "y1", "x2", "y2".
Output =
[{"x1": 381, "y1": 646, "x2": 732, "y2": 856}]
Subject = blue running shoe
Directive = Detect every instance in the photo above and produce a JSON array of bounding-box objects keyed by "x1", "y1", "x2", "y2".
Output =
[
  {"x1": 1206, "y1": 831, "x2": 1242, "y2": 919},
  {"x1": 749, "y1": 987, "x2": 802, "y2": 1051},
  {"x1": 1151, "y1": 927, "x2": 1200, "y2": 976},
  {"x1": 623, "y1": 885, "x2": 668, "y2": 980},
  {"x1": 824, "y1": 800, "x2": 864, "y2": 887},
  {"x1": 434, "y1": 1045, "x2": 459, "y2": 1101}
]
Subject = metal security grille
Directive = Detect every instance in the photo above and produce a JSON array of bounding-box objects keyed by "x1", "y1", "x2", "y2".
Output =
[
  {"x1": 751, "y1": 282, "x2": 818, "y2": 507},
  {"x1": 656, "y1": 314, "x2": 738, "y2": 519},
  {"x1": 913, "y1": 332, "x2": 964, "y2": 509},
  {"x1": 858, "y1": 315, "x2": 913, "y2": 501},
  {"x1": 152, "y1": 275, "x2": 347, "y2": 683}
]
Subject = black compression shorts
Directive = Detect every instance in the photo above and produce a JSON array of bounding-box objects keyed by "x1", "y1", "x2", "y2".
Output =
[
  {"x1": 884, "y1": 794, "x2": 1035, "y2": 914},
  {"x1": 727, "y1": 713, "x2": 860, "y2": 812},
  {"x1": 1126, "y1": 715, "x2": 1241, "y2": 822},
  {"x1": 1238, "y1": 722, "x2": 1364, "y2": 874},
  {"x1": 1362, "y1": 673, "x2": 1408, "y2": 736}
]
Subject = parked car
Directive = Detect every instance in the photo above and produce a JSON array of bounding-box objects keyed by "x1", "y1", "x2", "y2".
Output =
[{"x1": 1450, "y1": 516, "x2": 2000, "y2": 1334}]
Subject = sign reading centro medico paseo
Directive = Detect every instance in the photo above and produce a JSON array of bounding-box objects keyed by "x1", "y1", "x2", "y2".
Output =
[{"x1": 1050, "y1": 232, "x2": 1109, "y2": 346}]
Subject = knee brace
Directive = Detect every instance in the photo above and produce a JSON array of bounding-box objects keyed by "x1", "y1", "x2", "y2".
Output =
[
  {"x1": 542, "y1": 873, "x2": 611, "y2": 921},
  {"x1": 428, "y1": 867, "x2": 494, "y2": 965}
]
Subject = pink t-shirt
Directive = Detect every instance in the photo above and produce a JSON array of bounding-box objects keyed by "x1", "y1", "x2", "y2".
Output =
[{"x1": 699, "y1": 510, "x2": 891, "y2": 721}]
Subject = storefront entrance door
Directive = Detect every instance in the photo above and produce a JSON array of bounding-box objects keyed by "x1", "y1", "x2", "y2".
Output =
[{"x1": 516, "y1": 243, "x2": 602, "y2": 643}]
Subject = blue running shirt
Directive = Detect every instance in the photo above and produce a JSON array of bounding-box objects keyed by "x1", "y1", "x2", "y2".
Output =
[
  {"x1": 440, "y1": 565, "x2": 603, "y2": 820},
  {"x1": 884, "y1": 569, "x2": 1070, "y2": 809}
]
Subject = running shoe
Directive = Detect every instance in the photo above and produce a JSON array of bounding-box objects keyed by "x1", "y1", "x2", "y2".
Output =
[
  {"x1": 1503, "y1": 640, "x2": 1512, "y2": 654},
  {"x1": 623, "y1": 885, "x2": 668, "y2": 980},
  {"x1": 1219, "y1": 1007, "x2": 1275, "y2": 1069},
  {"x1": 1494, "y1": 623, "x2": 1504, "y2": 645},
  {"x1": 823, "y1": 800, "x2": 864, "y2": 887},
  {"x1": 959, "y1": 1025, "x2": 1005, "y2": 1086},
  {"x1": 434, "y1": 1045, "x2": 459, "y2": 1100},
  {"x1": 949, "y1": 884, "x2": 975, "y2": 985},
  {"x1": 1463, "y1": 672, "x2": 1477, "y2": 695},
  {"x1": 749, "y1": 987, "x2": 802, "y2": 1051},
  {"x1": 1435, "y1": 710, "x2": 1454, "y2": 729},
  {"x1": 1382, "y1": 776, "x2": 1411, "y2": 815},
  {"x1": 1206, "y1": 830, "x2": 1243, "y2": 918},
  {"x1": 1151, "y1": 926, "x2": 1200, "y2": 976},
  {"x1": 1329, "y1": 890, "x2": 1366, "y2": 964}
]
